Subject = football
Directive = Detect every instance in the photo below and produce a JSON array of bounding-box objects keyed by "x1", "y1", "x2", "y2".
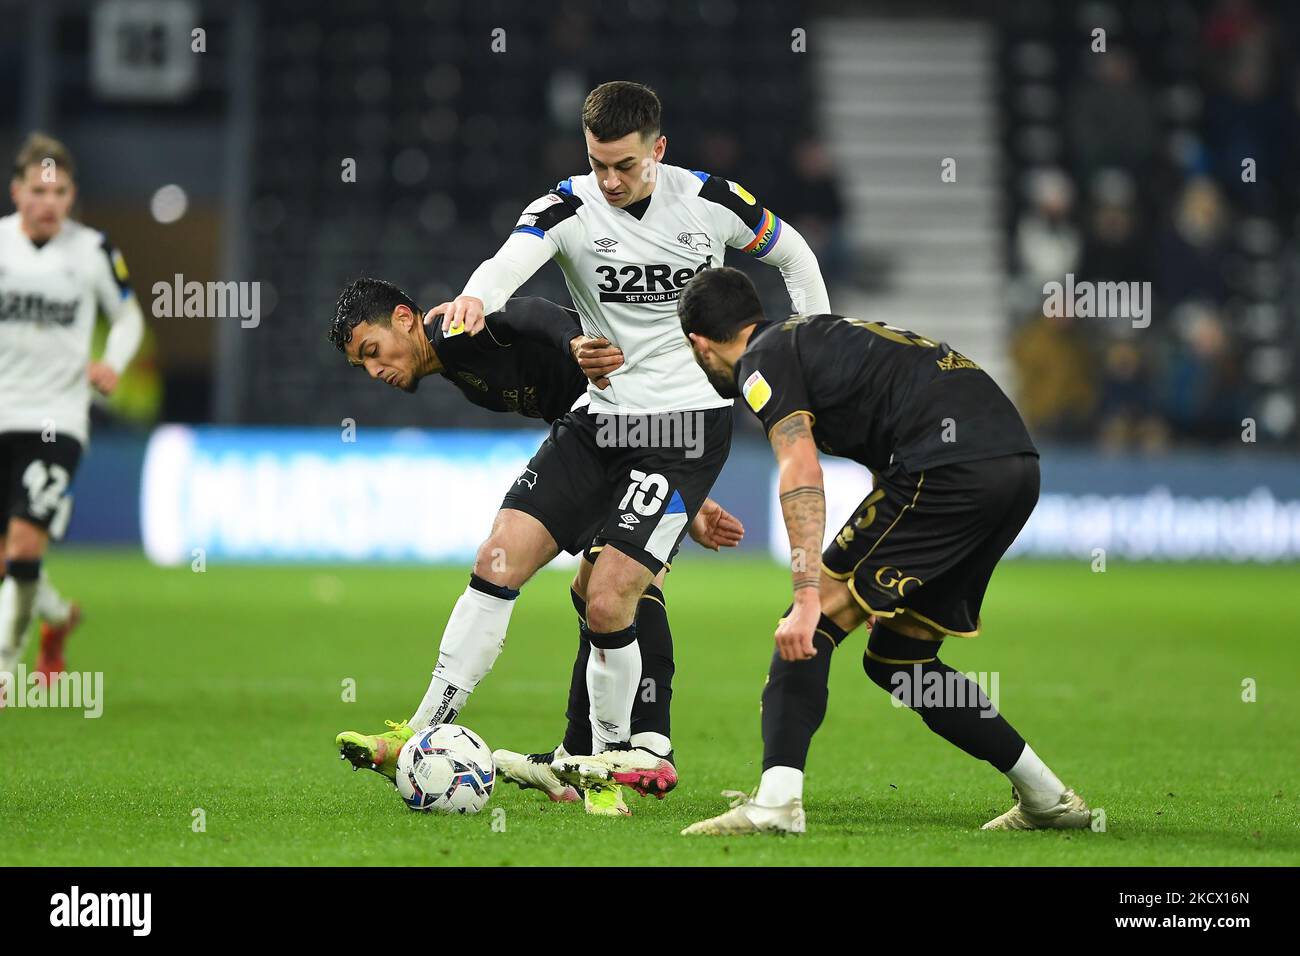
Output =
[{"x1": 394, "y1": 724, "x2": 496, "y2": 814}]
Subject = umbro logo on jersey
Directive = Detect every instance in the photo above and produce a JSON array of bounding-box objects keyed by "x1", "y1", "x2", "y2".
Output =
[
  {"x1": 676, "y1": 232, "x2": 711, "y2": 252},
  {"x1": 620, "y1": 513, "x2": 640, "y2": 526},
  {"x1": 593, "y1": 237, "x2": 619, "y2": 253}
]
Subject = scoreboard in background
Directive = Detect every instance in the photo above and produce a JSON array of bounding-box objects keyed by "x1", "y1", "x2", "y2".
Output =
[{"x1": 91, "y1": 0, "x2": 200, "y2": 102}]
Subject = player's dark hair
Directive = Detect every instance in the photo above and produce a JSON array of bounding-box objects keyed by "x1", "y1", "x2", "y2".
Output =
[
  {"x1": 677, "y1": 267, "x2": 765, "y2": 343},
  {"x1": 329, "y1": 277, "x2": 417, "y2": 352},
  {"x1": 582, "y1": 81, "x2": 661, "y2": 142}
]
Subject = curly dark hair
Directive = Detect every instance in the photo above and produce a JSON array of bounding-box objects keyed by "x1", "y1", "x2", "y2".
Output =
[{"x1": 328, "y1": 277, "x2": 417, "y2": 352}]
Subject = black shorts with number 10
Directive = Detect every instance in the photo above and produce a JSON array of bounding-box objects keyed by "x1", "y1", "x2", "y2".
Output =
[{"x1": 501, "y1": 405, "x2": 733, "y2": 575}]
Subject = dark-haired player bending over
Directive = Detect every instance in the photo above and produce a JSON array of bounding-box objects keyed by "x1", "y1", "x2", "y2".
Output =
[
  {"x1": 327, "y1": 278, "x2": 743, "y2": 817},
  {"x1": 677, "y1": 267, "x2": 1091, "y2": 835}
]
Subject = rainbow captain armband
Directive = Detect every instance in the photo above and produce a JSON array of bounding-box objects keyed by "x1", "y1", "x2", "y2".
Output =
[{"x1": 739, "y1": 207, "x2": 782, "y2": 259}]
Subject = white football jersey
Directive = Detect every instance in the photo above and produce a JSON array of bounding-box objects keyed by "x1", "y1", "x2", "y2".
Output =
[
  {"x1": 0, "y1": 213, "x2": 134, "y2": 444},
  {"x1": 511, "y1": 163, "x2": 793, "y2": 414}
]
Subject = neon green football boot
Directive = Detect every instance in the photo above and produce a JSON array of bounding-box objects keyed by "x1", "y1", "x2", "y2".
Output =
[
  {"x1": 583, "y1": 782, "x2": 632, "y2": 817},
  {"x1": 336, "y1": 719, "x2": 415, "y2": 781}
]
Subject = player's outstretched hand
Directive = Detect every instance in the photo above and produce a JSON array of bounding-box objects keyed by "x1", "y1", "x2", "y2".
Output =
[
  {"x1": 689, "y1": 498, "x2": 745, "y2": 550},
  {"x1": 425, "y1": 295, "x2": 486, "y2": 336},
  {"x1": 570, "y1": 335, "x2": 624, "y2": 389},
  {"x1": 774, "y1": 600, "x2": 819, "y2": 661},
  {"x1": 88, "y1": 361, "x2": 119, "y2": 396}
]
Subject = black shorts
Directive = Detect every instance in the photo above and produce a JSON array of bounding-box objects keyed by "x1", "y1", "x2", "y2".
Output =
[
  {"x1": 502, "y1": 406, "x2": 733, "y2": 575},
  {"x1": 822, "y1": 453, "x2": 1039, "y2": 637},
  {"x1": 0, "y1": 431, "x2": 83, "y2": 539}
]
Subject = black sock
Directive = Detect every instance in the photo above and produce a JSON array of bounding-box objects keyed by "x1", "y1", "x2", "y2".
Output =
[
  {"x1": 863, "y1": 624, "x2": 1025, "y2": 773},
  {"x1": 562, "y1": 589, "x2": 593, "y2": 756},
  {"x1": 629, "y1": 584, "x2": 673, "y2": 748},
  {"x1": 468, "y1": 572, "x2": 519, "y2": 601},
  {"x1": 5, "y1": 559, "x2": 40, "y2": 582},
  {"x1": 761, "y1": 612, "x2": 848, "y2": 771}
]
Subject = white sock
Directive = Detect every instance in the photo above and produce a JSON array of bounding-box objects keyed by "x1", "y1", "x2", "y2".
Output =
[
  {"x1": 409, "y1": 580, "x2": 516, "y2": 728},
  {"x1": 34, "y1": 570, "x2": 71, "y2": 625},
  {"x1": 587, "y1": 639, "x2": 641, "y2": 753},
  {"x1": 630, "y1": 731, "x2": 672, "y2": 757},
  {"x1": 0, "y1": 575, "x2": 38, "y2": 668},
  {"x1": 1005, "y1": 743, "x2": 1066, "y2": 810},
  {"x1": 756, "y1": 766, "x2": 804, "y2": 806}
]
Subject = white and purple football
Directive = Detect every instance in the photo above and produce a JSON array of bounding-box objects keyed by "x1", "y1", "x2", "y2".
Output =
[{"x1": 395, "y1": 724, "x2": 495, "y2": 814}]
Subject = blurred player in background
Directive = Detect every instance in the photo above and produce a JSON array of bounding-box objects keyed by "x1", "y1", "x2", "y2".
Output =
[
  {"x1": 678, "y1": 267, "x2": 1090, "y2": 835},
  {"x1": 426, "y1": 80, "x2": 830, "y2": 804},
  {"x1": 328, "y1": 278, "x2": 743, "y2": 815},
  {"x1": 0, "y1": 132, "x2": 144, "y2": 696}
]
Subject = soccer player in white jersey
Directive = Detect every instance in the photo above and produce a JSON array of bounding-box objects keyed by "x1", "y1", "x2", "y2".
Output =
[
  {"x1": 385, "y1": 80, "x2": 830, "y2": 803},
  {"x1": 0, "y1": 133, "x2": 144, "y2": 699}
]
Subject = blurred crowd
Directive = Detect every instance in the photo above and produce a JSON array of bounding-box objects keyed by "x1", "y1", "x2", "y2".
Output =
[{"x1": 1006, "y1": 0, "x2": 1299, "y2": 450}]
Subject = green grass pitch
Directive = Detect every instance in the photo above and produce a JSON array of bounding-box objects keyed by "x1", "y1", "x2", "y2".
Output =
[{"x1": 2, "y1": 550, "x2": 1297, "y2": 866}]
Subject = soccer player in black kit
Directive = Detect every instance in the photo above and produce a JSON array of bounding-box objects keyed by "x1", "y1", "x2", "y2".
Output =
[
  {"x1": 327, "y1": 278, "x2": 743, "y2": 817},
  {"x1": 678, "y1": 267, "x2": 1091, "y2": 835}
]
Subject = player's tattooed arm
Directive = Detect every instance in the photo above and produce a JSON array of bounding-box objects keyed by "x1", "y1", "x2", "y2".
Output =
[
  {"x1": 768, "y1": 412, "x2": 825, "y2": 661},
  {"x1": 770, "y1": 413, "x2": 825, "y2": 594},
  {"x1": 780, "y1": 485, "x2": 825, "y2": 591}
]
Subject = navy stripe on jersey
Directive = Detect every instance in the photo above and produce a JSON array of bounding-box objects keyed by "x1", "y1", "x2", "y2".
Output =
[{"x1": 512, "y1": 188, "x2": 584, "y2": 238}]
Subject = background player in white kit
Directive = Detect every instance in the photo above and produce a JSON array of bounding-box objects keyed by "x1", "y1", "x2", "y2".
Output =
[
  {"x1": 397, "y1": 81, "x2": 831, "y2": 801},
  {"x1": 0, "y1": 133, "x2": 144, "y2": 696}
]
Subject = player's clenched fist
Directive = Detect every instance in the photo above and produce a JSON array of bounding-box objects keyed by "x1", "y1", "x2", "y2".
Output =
[
  {"x1": 87, "y1": 361, "x2": 119, "y2": 396},
  {"x1": 774, "y1": 600, "x2": 819, "y2": 661},
  {"x1": 570, "y1": 335, "x2": 624, "y2": 389},
  {"x1": 425, "y1": 295, "x2": 486, "y2": 336}
]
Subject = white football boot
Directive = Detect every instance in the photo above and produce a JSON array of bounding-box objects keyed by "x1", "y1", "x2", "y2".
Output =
[
  {"x1": 681, "y1": 790, "x2": 805, "y2": 836},
  {"x1": 551, "y1": 745, "x2": 678, "y2": 799},
  {"x1": 493, "y1": 744, "x2": 580, "y2": 803},
  {"x1": 981, "y1": 787, "x2": 1092, "y2": 830}
]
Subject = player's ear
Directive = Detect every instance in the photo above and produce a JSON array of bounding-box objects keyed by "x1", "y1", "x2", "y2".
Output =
[
  {"x1": 393, "y1": 304, "x2": 416, "y2": 332},
  {"x1": 653, "y1": 134, "x2": 666, "y2": 161}
]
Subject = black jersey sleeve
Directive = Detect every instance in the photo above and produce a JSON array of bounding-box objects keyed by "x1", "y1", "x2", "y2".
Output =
[
  {"x1": 510, "y1": 182, "x2": 584, "y2": 239},
  {"x1": 94, "y1": 233, "x2": 134, "y2": 311},
  {"x1": 734, "y1": 324, "x2": 815, "y2": 435},
  {"x1": 482, "y1": 297, "x2": 584, "y2": 359},
  {"x1": 697, "y1": 175, "x2": 766, "y2": 231}
]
